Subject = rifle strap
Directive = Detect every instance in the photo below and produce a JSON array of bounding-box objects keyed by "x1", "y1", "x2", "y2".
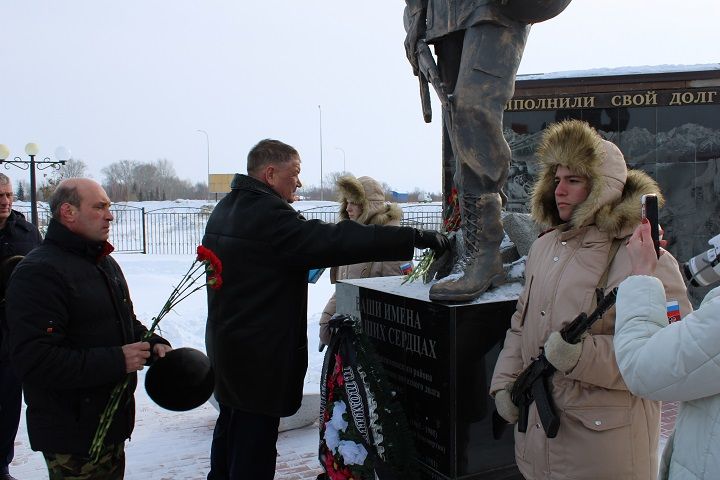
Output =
[{"x1": 594, "y1": 238, "x2": 623, "y2": 308}]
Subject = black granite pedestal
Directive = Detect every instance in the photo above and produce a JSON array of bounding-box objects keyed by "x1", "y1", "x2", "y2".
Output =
[{"x1": 336, "y1": 276, "x2": 523, "y2": 480}]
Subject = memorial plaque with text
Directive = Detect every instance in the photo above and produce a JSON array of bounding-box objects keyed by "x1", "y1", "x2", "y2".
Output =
[{"x1": 337, "y1": 277, "x2": 523, "y2": 480}]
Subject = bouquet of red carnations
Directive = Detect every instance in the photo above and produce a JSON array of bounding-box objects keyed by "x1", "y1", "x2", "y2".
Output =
[{"x1": 89, "y1": 245, "x2": 222, "y2": 463}]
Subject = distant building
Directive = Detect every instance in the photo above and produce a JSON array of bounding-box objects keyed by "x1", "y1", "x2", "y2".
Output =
[
  {"x1": 208, "y1": 173, "x2": 234, "y2": 201},
  {"x1": 391, "y1": 191, "x2": 409, "y2": 202}
]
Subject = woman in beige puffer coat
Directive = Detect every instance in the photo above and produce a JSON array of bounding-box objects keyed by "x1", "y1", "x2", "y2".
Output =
[
  {"x1": 318, "y1": 175, "x2": 407, "y2": 346},
  {"x1": 490, "y1": 120, "x2": 692, "y2": 480}
]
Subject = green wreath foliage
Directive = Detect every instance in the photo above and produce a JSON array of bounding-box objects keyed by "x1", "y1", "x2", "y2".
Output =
[{"x1": 318, "y1": 315, "x2": 417, "y2": 480}]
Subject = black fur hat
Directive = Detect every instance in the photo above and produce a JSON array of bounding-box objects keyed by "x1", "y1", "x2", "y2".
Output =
[{"x1": 145, "y1": 347, "x2": 215, "y2": 411}]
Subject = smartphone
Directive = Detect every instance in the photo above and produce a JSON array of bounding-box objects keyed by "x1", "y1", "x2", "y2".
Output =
[{"x1": 641, "y1": 194, "x2": 660, "y2": 258}]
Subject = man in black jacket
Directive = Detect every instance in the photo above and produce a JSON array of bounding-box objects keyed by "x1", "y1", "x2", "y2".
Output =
[
  {"x1": 6, "y1": 178, "x2": 171, "y2": 479},
  {"x1": 0, "y1": 173, "x2": 41, "y2": 480},
  {"x1": 203, "y1": 139, "x2": 448, "y2": 479}
]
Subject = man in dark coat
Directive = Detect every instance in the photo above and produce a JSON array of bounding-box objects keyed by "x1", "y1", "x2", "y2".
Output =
[
  {"x1": 403, "y1": 0, "x2": 572, "y2": 301},
  {"x1": 0, "y1": 173, "x2": 41, "y2": 480},
  {"x1": 202, "y1": 139, "x2": 448, "y2": 479},
  {"x1": 5, "y1": 178, "x2": 171, "y2": 479}
]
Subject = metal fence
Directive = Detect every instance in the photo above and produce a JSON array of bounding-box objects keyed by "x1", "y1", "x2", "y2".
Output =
[
  {"x1": 399, "y1": 204, "x2": 444, "y2": 231},
  {"x1": 108, "y1": 205, "x2": 146, "y2": 252},
  {"x1": 143, "y1": 207, "x2": 212, "y2": 254},
  {"x1": 14, "y1": 206, "x2": 52, "y2": 237},
  {"x1": 15, "y1": 203, "x2": 443, "y2": 255},
  {"x1": 292, "y1": 204, "x2": 443, "y2": 231}
]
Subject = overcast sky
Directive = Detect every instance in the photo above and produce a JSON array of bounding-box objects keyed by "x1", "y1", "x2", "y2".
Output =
[{"x1": 1, "y1": 1, "x2": 718, "y2": 194}]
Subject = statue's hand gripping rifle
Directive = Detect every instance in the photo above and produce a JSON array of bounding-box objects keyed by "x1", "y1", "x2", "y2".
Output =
[
  {"x1": 415, "y1": 39, "x2": 451, "y2": 123},
  {"x1": 509, "y1": 287, "x2": 618, "y2": 438}
]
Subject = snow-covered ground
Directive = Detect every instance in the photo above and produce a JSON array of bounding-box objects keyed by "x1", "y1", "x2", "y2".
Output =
[{"x1": 10, "y1": 253, "x2": 334, "y2": 479}]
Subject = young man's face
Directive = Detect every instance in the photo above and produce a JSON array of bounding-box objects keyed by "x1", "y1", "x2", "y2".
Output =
[
  {"x1": 68, "y1": 182, "x2": 114, "y2": 242},
  {"x1": 0, "y1": 183, "x2": 13, "y2": 226},
  {"x1": 554, "y1": 165, "x2": 590, "y2": 222},
  {"x1": 268, "y1": 156, "x2": 302, "y2": 203}
]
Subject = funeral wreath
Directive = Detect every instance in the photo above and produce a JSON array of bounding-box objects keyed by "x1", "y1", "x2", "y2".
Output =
[{"x1": 318, "y1": 314, "x2": 416, "y2": 480}]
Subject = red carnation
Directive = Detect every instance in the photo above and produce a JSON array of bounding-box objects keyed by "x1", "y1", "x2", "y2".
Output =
[
  {"x1": 196, "y1": 245, "x2": 223, "y2": 274},
  {"x1": 323, "y1": 450, "x2": 352, "y2": 480}
]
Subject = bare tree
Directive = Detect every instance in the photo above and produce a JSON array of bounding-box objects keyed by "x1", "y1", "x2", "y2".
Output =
[
  {"x1": 153, "y1": 158, "x2": 177, "y2": 199},
  {"x1": 33, "y1": 158, "x2": 91, "y2": 201},
  {"x1": 58, "y1": 158, "x2": 88, "y2": 179},
  {"x1": 102, "y1": 160, "x2": 139, "y2": 201},
  {"x1": 132, "y1": 163, "x2": 162, "y2": 201},
  {"x1": 101, "y1": 158, "x2": 208, "y2": 202}
]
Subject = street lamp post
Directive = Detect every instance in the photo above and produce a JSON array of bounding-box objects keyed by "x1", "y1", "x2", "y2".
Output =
[
  {"x1": 334, "y1": 146, "x2": 346, "y2": 173},
  {"x1": 196, "y1": 129, "x2": 210, "y2": 199},
  {"x1": 318, "y1": 105, "x2": 323, "y2": 201},
  {"x1": 0, "y1": 143, "x2": 68, "y2": 226}
]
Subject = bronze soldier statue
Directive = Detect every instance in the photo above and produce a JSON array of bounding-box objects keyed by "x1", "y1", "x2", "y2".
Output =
[{"x1": 404, "y1": 0, "x2": 572, "y2": 302}]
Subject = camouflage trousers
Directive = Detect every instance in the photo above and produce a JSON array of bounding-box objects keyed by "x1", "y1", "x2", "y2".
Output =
[{"x1": 43, "y1": 443, "x2": 125, "y2": 480}]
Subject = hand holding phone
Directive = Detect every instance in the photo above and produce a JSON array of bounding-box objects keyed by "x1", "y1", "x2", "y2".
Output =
[{"x1": 641, "y1": 194, "x2": 660, "y2": 258}]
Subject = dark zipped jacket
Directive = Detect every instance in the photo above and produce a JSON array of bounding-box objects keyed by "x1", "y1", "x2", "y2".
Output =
[
  {"x1": 6, "y1": 219, "x2": 169, "y2": 454},
  {"x1": 0, "y1": 210, "x2": 42, "y2": 361},
  {"x1": 0, "y1": 210, "x2": 42, "y2": 259},
  {"x1": 202, "y1": 174, "x2": 415, "y2": 417}
]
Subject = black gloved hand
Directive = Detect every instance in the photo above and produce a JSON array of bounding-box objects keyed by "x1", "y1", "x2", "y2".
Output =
[{"x1": 413, "y1": 229, "x2": 450, "y2": 257}]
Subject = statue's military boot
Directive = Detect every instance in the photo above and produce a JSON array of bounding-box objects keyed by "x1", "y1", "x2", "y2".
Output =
[{"x1": 429, "y1": 193, "x2": 506, "y2": 302}]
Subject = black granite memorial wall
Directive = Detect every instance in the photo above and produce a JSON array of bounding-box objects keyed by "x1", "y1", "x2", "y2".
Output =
[{"x1": 503, "y1": 69, "x2": 720, "y2": 306}]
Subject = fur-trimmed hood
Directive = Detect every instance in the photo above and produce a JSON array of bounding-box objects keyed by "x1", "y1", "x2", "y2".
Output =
[
  {"x1": 336, "y1": 175, "x2": 402, "y2": 226},
  {"x1": 530, "y1": 120, "x2": 663, "y2": 237}
]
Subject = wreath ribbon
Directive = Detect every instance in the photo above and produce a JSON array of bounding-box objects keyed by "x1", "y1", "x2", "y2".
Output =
[{"x1": 319, "y1": 314, "x2": 406, "y2": 479}]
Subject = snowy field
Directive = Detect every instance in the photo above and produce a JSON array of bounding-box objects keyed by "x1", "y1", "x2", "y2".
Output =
[
  {"x1": 10, "y1": 253, "x2": 335, "y2": 479},
  {"x1": 14, "y1": 198, "x2": 440, "y2": 215}
]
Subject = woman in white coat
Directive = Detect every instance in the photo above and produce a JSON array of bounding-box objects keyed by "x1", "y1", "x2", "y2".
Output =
[{"x1": 615, "y1": 221, "x2": 719, "y2": 480}]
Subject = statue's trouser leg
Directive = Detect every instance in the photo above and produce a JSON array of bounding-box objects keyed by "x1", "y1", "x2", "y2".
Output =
[
  {"x1": 434, "y1": 31, "x2": 464, "y2": 209},
  {"x1": 429, "y1": 22, "x2": 529, "y2": 302}
]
